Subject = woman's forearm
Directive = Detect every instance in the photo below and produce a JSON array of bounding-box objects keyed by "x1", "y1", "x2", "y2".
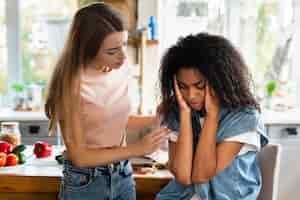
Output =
[
  {"x1": 192, "y1": 116, "x2": 218, "y2": 183},
  {"x1": 172, "y1": 111, "x2": 194, "y2": 185},
  {"x1": 66, "y1": 143, "x2": 141, "y2": 168},
  {"x1": 126, "y1": 115, "x2": 157, "y2": 131}
]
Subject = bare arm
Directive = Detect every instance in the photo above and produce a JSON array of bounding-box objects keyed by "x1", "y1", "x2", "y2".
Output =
[
  {"x1": 167, "y1": 77, "x2": 194, "y2": 185},
  {"x1": 64, "y1": 113, "x2": 170, "y2": 168},
  {"x1": 168, "y1": 111, "x2": 194, "y2": 185},
  {"x1": 191, "y1": 84, "x2": 242, "y2": 183},
  {"x1": 126, "y1": 115, "x2": 157, "y2": 133},
  {"x1": 191, "y1": 116, "x2": 242, "y2": 183}
]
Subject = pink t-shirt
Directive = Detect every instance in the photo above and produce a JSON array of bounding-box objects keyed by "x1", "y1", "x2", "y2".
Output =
[{"x1": 80, "y1": 65, "x2": 131, "y2": 148}]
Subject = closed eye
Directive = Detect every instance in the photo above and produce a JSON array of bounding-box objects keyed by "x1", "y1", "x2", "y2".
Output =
[
  {"x1": 178, "y1": 83, "x2": 187, "y2": 90},
  {"x1": 106, "y1": 43, "x2": 127, "y2": 55},
  {"x1": 196, "y1": 83, "x2": 205, "y2": 90},
  {"x1": 106, "y1": 51, "x2": 117, "y2": 55}
]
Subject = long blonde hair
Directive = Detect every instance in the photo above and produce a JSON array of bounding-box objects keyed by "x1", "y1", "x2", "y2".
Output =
[{"x1": 45, "y1": 3, "x2": 126, "y2": 144}]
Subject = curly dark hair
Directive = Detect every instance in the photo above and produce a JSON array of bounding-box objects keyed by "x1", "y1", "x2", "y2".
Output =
[{"x1": 159, "y1": 32, "x2": 260, "y2": 119}]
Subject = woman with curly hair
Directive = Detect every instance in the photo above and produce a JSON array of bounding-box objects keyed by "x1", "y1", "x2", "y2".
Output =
[{"x1": 155, "y1": 33, "x2": 268, "y2": 200}]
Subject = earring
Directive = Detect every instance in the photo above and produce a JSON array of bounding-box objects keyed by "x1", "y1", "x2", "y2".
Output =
[{"x1": 102, "y1": 66, "x2": 112, "y2": 72}]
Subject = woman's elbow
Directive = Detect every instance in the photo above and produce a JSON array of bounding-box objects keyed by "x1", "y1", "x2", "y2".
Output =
[
  {"x1": 173, "y1": 170, "x2": 192, "y2": 185},
  {"x1": 168, "y1": 164, "x2": 192, "y2": 185},
  {"x1": 175, "y1": 174, "x2": 192, "y2": 185},
  {"x1": 191, "y1": 174, "x2": 210, "y2": 184}
]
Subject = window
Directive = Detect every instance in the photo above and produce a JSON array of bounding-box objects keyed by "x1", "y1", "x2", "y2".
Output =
[
  {"x1": 0, "y1": 0, "x2": 7, "y2": 94},
  {"x1": 20, "y1": 0, "x2": 77, "y2": 85},
  {"x1": 160, "y1": 0, "x2": 296, "y2": 108},
  {"x1": 160, "y1": 0, "x2": 225, "y2": 51},
  {"x1": 230, "y1": 0, "x2": 295, "y2": 108}
]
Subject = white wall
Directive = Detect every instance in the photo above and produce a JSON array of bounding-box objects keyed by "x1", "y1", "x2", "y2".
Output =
[
  {"x1": 137, "y1": 0, "x2": 160, "y2": 114},
  {"x1": 292, "y1": 0, "x2": 300, "y2": 107},
  {"x1": 6, "y1": 0, "x2": 22, "y2": 90}
]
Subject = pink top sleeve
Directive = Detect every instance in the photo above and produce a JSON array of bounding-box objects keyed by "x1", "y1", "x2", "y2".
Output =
[{"x1": 80, "y1": 65, "x2": 132, "y2": 148}]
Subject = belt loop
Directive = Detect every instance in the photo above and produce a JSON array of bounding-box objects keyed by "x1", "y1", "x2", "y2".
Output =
[
  {"x1": 109, "y1": 163, "x2": 114, "y2": 174},
  {"x1": 120, "y1": 160, "x2": 124, "y2": 172},
  {"x1": 90, "y1": 168, "x2": 96, "y2": 178}
]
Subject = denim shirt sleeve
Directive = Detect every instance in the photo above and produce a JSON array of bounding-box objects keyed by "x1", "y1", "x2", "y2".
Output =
[{"x1": 217, "y1": 107, "x2": 268, "y2": 147}]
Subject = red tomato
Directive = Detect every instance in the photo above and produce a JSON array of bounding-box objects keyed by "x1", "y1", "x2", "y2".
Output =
[
  {"x1": 5, "y1": 153, "x2": 19, "y2": 166},
  {"x1": 0, "y1": 152, "x2": 6, "y2": 167},
  {"x1": 0, "y1": 141, "x2": 13, "y2": 154}
]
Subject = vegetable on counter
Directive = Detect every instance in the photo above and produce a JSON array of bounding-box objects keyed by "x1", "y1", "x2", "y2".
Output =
[
  {"x1": 55, "y1": 154, "x2": 65, "y2": 165},
  {"x1": 0, "y1": 143, "x2": 26, "y2": 167},
  {"x1": 5, "y1": 153, "x2": 19, "y2": 166},
  {"x1": 0, "y1": 152, "x2": 6, "y2": 167},
  {"x1": 17, "y1": 152, "x2": 26, "y2": 164},
  {"x1": 12, "y1": 144, "x2": 26, "y2": 155},
  {"x1": 0, "y1": 141, "x2": 13, "y2": 154},
  {"x1": 12, "y1": 144, "x2": 27, "y2": 164},
  {"x1": 33, "y1": 141, "x2": 53, "y2": 158}
]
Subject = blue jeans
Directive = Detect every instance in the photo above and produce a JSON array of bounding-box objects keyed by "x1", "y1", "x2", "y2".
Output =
[{"x1": 59, "y1": 160, "x2": 136, "y2": 200}]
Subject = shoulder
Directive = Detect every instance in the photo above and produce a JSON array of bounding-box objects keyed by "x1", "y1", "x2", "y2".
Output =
[
  {"x1": 217, "y1": 107, "x2": 264, "y2": 139},
  {"x1": 220, "y1": 107, "x2": 260, "y2": 127}
]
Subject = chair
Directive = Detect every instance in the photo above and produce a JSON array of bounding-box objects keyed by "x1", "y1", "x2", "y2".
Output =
[{"x1": 257, "y1": 143, "x2": 282, "y2": 200}]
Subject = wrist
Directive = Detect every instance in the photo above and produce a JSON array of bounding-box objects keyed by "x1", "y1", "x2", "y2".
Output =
[
  {"x1": 206, "y1": 111, "x2": 219, "y2": 120},
  {"x1": 180, "y1": 109, "x2": 191, "y2": 116},
  {"x1": 205, "y1": 114, "x2": 219, "y2": 124},
  {"x1": 127, "y1": 143, "x2": 142, "y2": 157}
]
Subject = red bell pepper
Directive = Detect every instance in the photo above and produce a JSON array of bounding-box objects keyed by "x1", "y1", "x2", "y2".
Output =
[
  {"x1": 33, "y1": 141, "x2": 53, "y2": 158},
  {"x1": 0, "y1": 141, "x2": 13, "y2": 154}
]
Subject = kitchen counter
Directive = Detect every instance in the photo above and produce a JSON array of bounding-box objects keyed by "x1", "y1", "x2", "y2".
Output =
[
  {"x1": 262, "y1": 108, "x2": 300, "y2": 125},
  {"x1": 0, "y1": 109, "x2": 48, "y2": 121},
  {"x1": 0, "y1": 146, "x2": 173, "y2": 200}
]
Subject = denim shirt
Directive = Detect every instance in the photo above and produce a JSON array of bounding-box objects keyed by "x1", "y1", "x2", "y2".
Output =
[{"x1": 156, "y1": 106, "x2": 268, "y2": 200}]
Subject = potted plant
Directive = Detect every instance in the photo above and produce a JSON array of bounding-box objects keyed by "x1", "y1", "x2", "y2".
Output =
[
  {"x1": 11, "y1": 83, "x2": 26, "y2": 111},
  {"x1": 265, "y1": 80, "x2": 276, "y2": 109}
]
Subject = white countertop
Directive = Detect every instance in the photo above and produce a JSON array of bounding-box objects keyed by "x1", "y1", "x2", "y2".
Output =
[
  {"x1": 262, "y1": 108, "x2": 300, "y2": 125},
  {"x1": 0, "y1": 145, "x2": 173, "y2": 179},
  {"x1": 0, "y1": 109, "x2": 48, "y2": 121},
  {"x1": 0, "y1": 146, "x2": 63, "y2": 177}
]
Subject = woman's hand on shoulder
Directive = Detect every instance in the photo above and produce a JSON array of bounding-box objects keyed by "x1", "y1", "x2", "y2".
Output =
[
  {"x1": 204, "y1": 83, "x2": 220, "y2": 119},
  {"x1": 174, "y1": 76, "x2": 191, "y2": 114}
]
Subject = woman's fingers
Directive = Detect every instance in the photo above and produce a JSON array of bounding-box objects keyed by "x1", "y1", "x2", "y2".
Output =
[
  {"x1": 150, "y1": 127, "x2": 171, "y2": 141},
  {"x1": 173, "y1": 76, "x2": 181, "y2": 100}
]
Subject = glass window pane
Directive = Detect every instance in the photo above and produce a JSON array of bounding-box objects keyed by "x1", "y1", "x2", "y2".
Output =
[
  {"x1": 20, "y1": 0, "x2": 77, "y2": 86},
  {"x1": 0, "y1": 0, "x2": 7, "y2": 94}
]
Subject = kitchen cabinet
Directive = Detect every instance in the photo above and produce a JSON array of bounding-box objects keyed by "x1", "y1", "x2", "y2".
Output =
[
  {"x1": 263, "y1": 109, "x2": 300, "y2": 200},
  {"x1": 0, "y1": 111, "x2": 60, "y2": 145}
]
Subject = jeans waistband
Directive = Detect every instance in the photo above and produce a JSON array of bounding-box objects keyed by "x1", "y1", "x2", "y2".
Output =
[
  {"x1": 94, "y1": 160, "x2": 129, "y2": 175},
  {"x1": 64, "y1": 159, "x2": 130, "y2": 176}
]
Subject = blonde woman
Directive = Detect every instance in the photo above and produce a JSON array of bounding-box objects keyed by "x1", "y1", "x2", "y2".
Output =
[{"x1": 45, "y1": 3, "x2": 170, "y2": 200}]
